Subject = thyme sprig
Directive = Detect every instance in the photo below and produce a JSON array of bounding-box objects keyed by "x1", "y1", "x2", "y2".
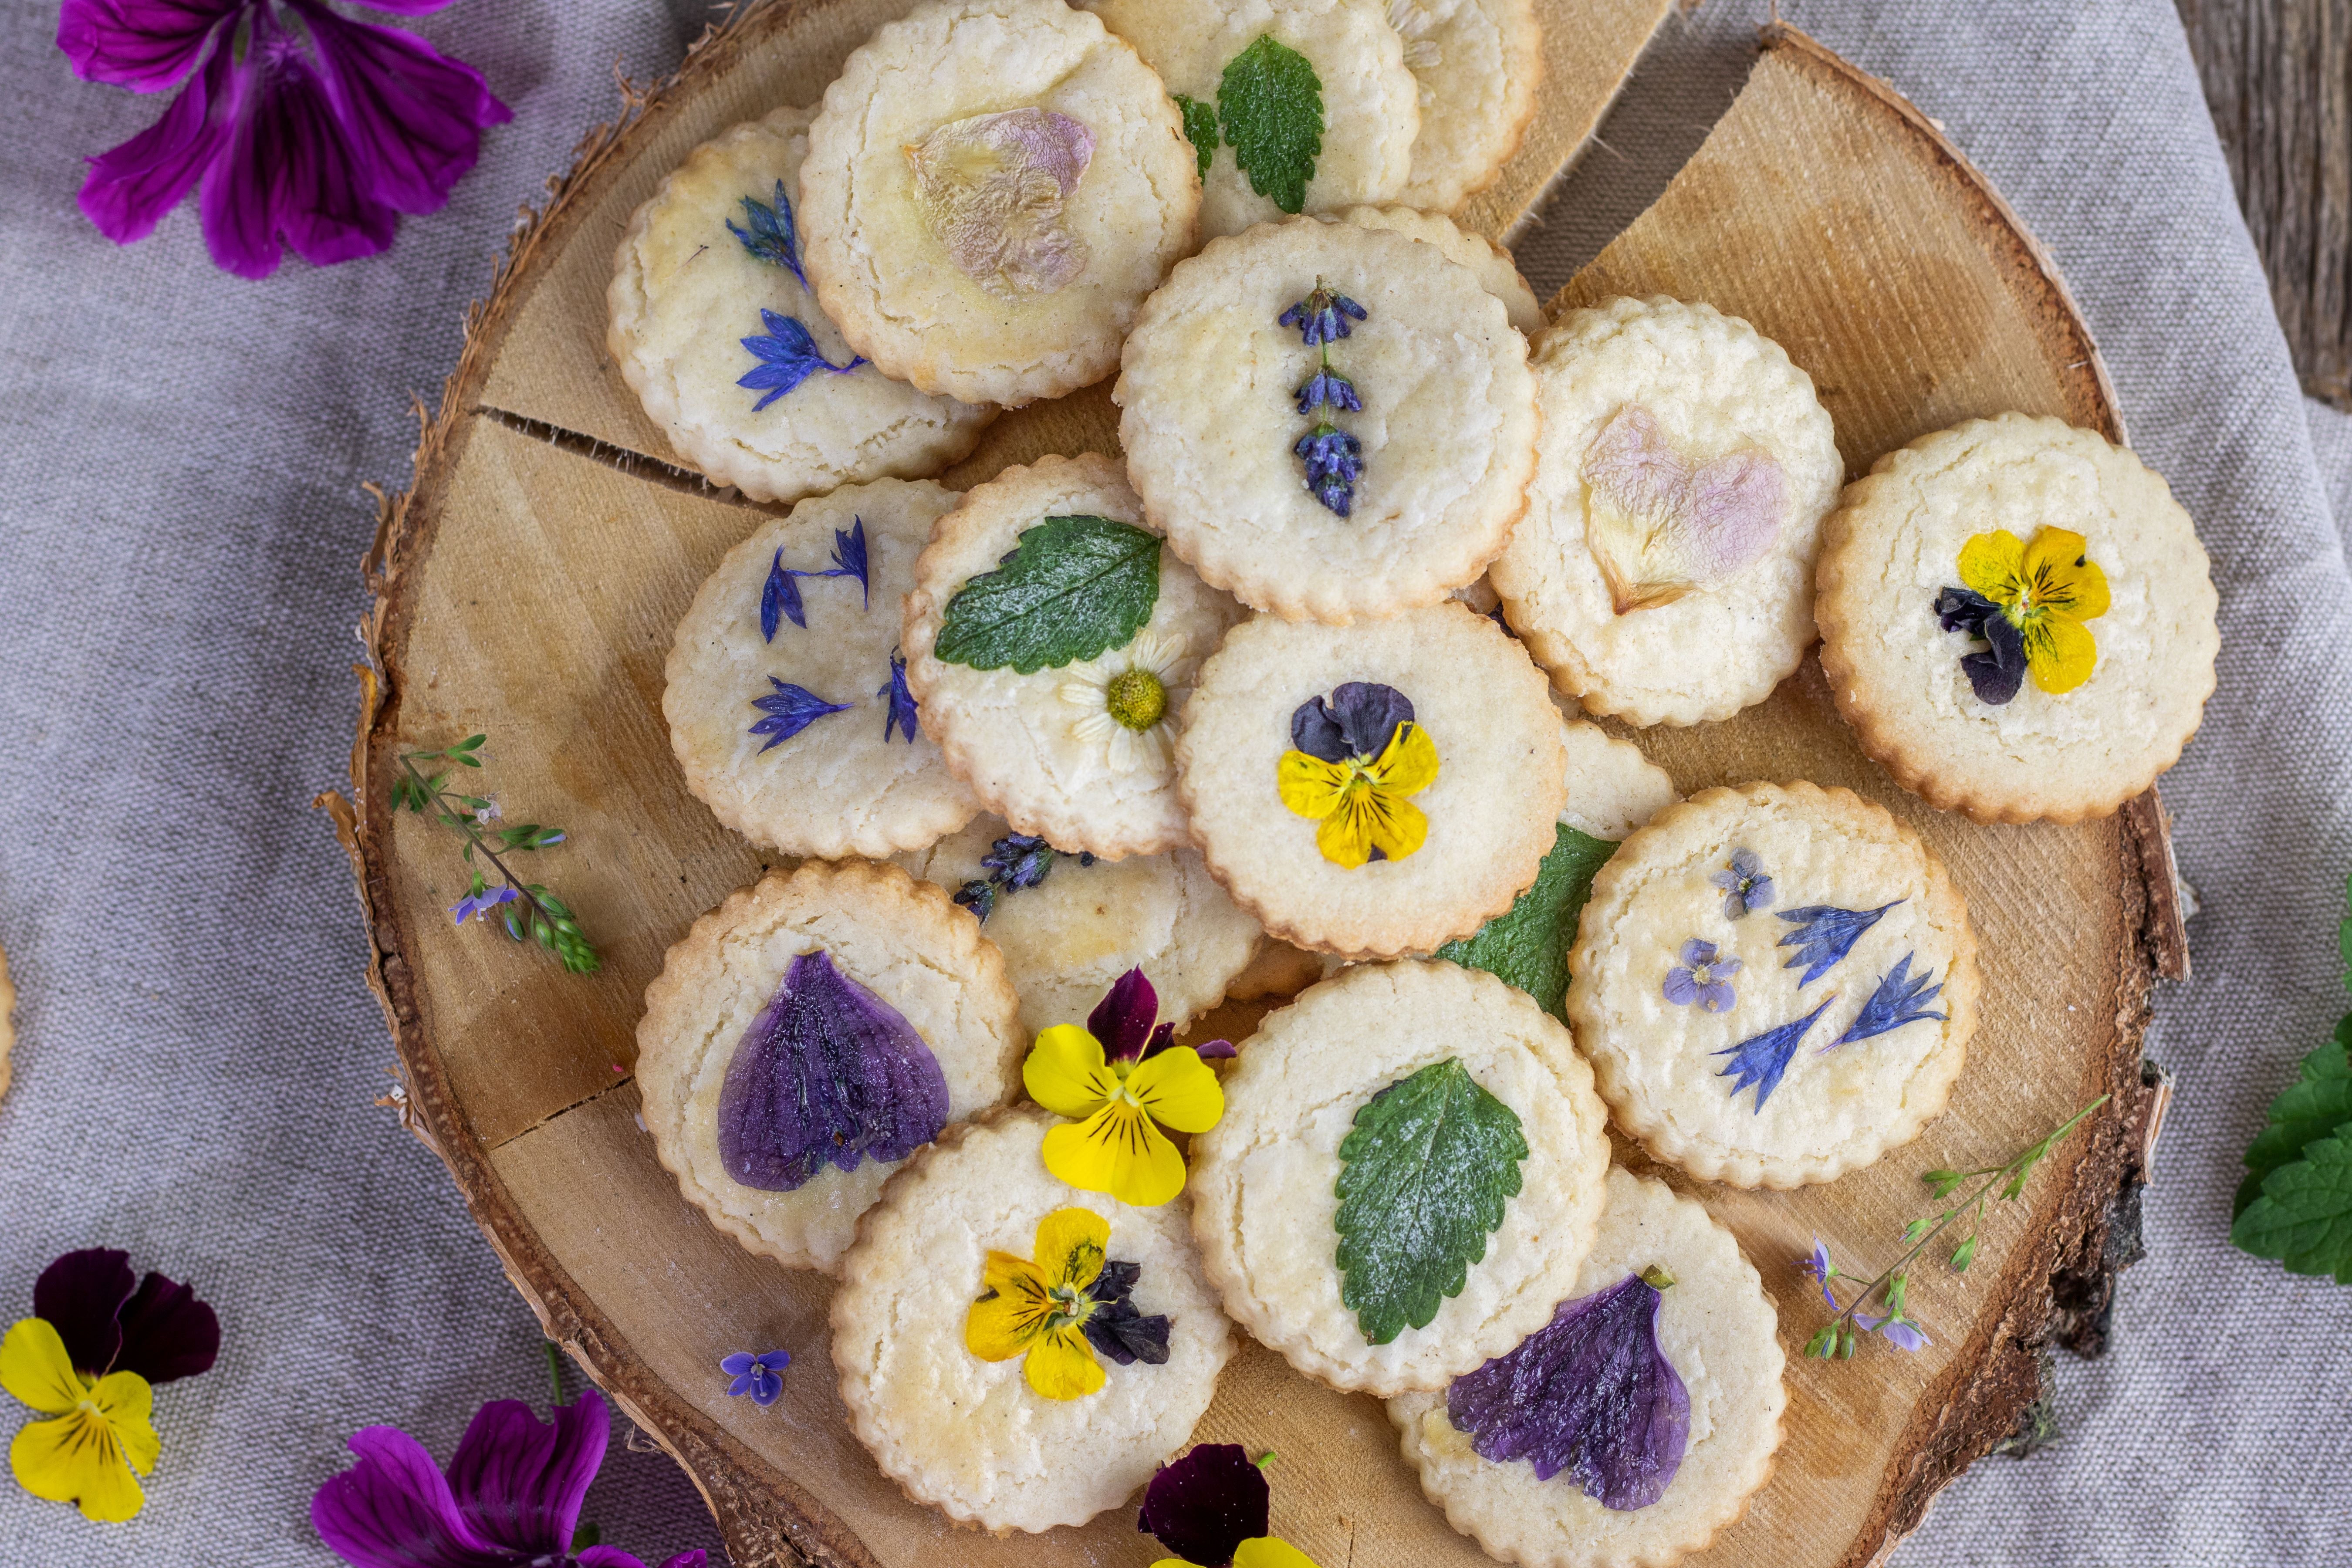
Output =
[
  {"x1": 1803, "y1": 1095, "x2": 2108, "y2": 1359},
  {"x1": 391, "y1": 734, "x2": 599, "y2": 974}
]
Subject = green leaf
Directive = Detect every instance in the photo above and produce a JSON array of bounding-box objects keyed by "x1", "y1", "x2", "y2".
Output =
[
  {"x1": 932, "y1": 516, "x2": 1162, "y2": 674},
  {"x1": 1174, "y1": 93, "x2": 1220, "y2": 179},
  {"x1": 2232, "y1": 1133, "x2": 2352, "y2": 1282},
  {"x1": 1334, "y1": 1058, "x2": 1528, "y2": 1345},
  {"x1": 1217, "y1": 35, "x2": 1323, "y2": 214},
  {"x1": 2234, "y1": 1018, "x2": 2352, "y2": 1214},
  {"x1": 1950, "y1": 1233, "x2": 1978, "y2": 1271},
  {"x1": 1433, "y1": 825, "x2": 1615, "y2": 1023}
]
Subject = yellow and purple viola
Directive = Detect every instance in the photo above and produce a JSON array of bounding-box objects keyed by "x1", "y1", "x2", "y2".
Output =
[
  {"x1": 1139, "y1": 1442, "x2": 1324, "y2": 1568},
  {"x1": 1933, "y1": 526, "x2": 2111, "y2": 703},
  {"x1": 1275, "y1": 682, "x2": 1440, "y2": 869},
  {"x1": 964, "y1": 1207, "x2": 1172, "y2": 1400},
  {"x1": 1025, "y1": 968, "x2": 1230, "y2": 1208}
]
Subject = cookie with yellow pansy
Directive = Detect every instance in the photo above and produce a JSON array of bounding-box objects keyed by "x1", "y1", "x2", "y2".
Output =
[
  {"x1": 830, "y1": 1107, "x2": 1233, "y2": 1532},
  {"x1": 1816, "y1": 412, "x2": 2219, "y2": 823}
]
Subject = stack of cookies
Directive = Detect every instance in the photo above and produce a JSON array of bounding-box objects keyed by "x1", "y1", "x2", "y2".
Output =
[{"x1": 612, "y1": 1, "x2": 2220, "y2": 1562}]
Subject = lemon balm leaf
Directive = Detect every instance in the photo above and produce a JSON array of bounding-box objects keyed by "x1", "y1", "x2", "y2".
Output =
[
  {"x1": 1217, "y1": 35, "x2": 1322, "y2": 214},
  {"x1": 1435, "y1": 825, "x2": 1616, "y2": 1022},
  {"x1": 2231, "y1": 1134, "x2": 2352, "y2": 1284},
  {"x1": 933, "y1": 516, "x2": 1162, "y2": 674}
]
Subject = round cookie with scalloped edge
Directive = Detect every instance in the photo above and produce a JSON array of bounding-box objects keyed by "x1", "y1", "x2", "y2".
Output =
[
  {"x1": 1187, "y1": 959, "x2": 1610, "y2": 1395},
  {"x1": 895, "y1": 812, "x2": 1262, "y2": 1040},
  {"x1": 1084, "y1": 0, "x2": 1417, "y2": 239},
  {"x1": 666, "y1": 478, "x2": 980, "y2": 858},
  {"x1": 801, "y1": 0, "x2": 1200, "y2": 407},
  {"x1": 1387, "y1": 0, "x2": 1542, "y2": 212},
  {"x1": 1388, "y1": 1167, "x2": 1786, "y2": 1568},
  {"x1": 1328, "y1": 204, "x2": 1544, "y2": 335},
  {"x1": 1119, "y1": 217, "x2": 1538, "y2": 624},
  {"x1": 1556, "y1": 703, "x2": 1677, "y2": 842},
  {"x1": 831, "y1": 1106, "x2": 1233, "y2": 1531},
  {"x1": 606, "y1": 107, "x2": 996, "y2": 504},
  {"x1": 635, "y1": 861, "x2": 1024, "y2": 1276},
  {"x1": 1176, "y1": 603, "x2": 1566, "y2": 956},
  {"x1": 903, "y1": 454, "x2": 1245, "y2": 859},
  {"x1": 1815, "y1": 412, "x2": 2219, "y2": 824},
  {"x1": 1567, "y1": 781, "x2": 1979, "y2": 1189},
  {"x1": 1490, "y1": 295, "x2": 1844, "y2": 727}
]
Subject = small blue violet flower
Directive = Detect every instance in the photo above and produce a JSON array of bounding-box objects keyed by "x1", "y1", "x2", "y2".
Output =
[
  {"x1": 1662, "y1": 938, "x2": 1740, "y2": 1014},
  {"x1": 1830, "y1": 952, "x2": 1947, "y2": 1047},
  {"x1": 878, "y1": 650, "x2": 919, "y2": 743},
  {"x1": 449, "y1": 885, "x2": 518, "y2": 926},
  {"x1": 1710, "y1": 848, "x2": 1774, "y2": 920},
  {"x1": 1776, "y1": 900, "x2": 1901, "y2": 986},
  {"x1": 1851, "y1": 1311, "x2": 1930, "y2": 1352},
  {"x1": 1714, "y1": 994, "x2": 1837, "y2": 1111},
  {"x1": 1799, "y1": 1237, "x2": 1837, "y2": 1309},
  {"x1": 749, "y1": 678, "x2": 852, "y2": 752},
  {"x1": 1278, "y1": 286, "x2": 1367, "y2": 345},
  {"x1": 727, "y1": 179, "x2": 808, "y2": 287},
  {"x1": 740, "y1": 309, "x2": 864, "y2": 412},
  {"x1": 720, "y1": 1349, "x2": 792, "y2": 1406}
]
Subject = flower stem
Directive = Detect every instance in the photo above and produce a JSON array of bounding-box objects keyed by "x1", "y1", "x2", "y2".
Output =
[{"x1": 397, "y1": 747, "x2": 599, "y2": 973}]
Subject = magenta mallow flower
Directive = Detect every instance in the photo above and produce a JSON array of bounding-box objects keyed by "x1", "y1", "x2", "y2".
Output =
[
  {"x1": 311, "y1": 1389, "x2": 706, "y2": 1568},
  {"x1": 60, "y1": 0, "x2": 512, "y2": 278}
]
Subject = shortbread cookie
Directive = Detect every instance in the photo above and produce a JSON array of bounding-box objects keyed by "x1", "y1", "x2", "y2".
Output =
[
  {"x1": 1490, "y1": 296, "x2": 1844, "y2": 727},
  {"x1": 1119, "y1": 218, "x2": 1538, "y2": 622},
  {"x1": 903, "y1": 455, "x2": 1244, "y2": 858},
  {"x1": 606, "y1": 107, "x2": 996, "y2": 504},
  {"x1": 896, "y1": 814, "x2": 1261, "y2": 1038},
  {"x1": 1389, "y1": 1168, "x2": 1785, "y2": 1568},
  {"x1": 666, "y1": 479, "x2": 980, "y2": 858},
  {"x1": 1086, "y1": 0, "x2": 1417, "y2": 239},
  {"x1": 1568, "y1": 782, "x2": 1979, "y2": 1189},
  {"x1": 1387, "y1": 0, "x2": 1542, "y2": 212},
  {"x1": 1329, "y1": 203, "x2": 1543, "y2": 334},
  {"x1": 1816, "y1": 412, "x2": 2220, "y2": 824},
  {"x1": 636, "y1": 862, "x2": 1023, "y2": 1274},
  {"x1": 1188, "y1": 960, "x2": 1610, "y2": 1394},
  {"x1": 1176, "y1": 604, "x2": 1566, "y2": 956},
  {"x1": 801, "y1": 0, "x2": 1199, "y2": 406},
  {"x1": 1558, "y1": 709, "x2": 1677, "y2": 841},
  {"x1": 832, "y1": 1107, "x2": 1233, "y2": 1531}
]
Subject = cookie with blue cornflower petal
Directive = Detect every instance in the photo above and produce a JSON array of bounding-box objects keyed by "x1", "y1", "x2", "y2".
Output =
[
  {"x1": 1815, "y1": 412, "x2": 2220, "y2": 824},
  {"x1": 1118, "y1": 216, "x2": 1539, "y2": 624},
  {"x1": 1388, "y1": 1167, "x2": 1785, "y2": 1568},
  {"x1": 635, "y1": 860, "x2": 1024, "y2": 1275},
  {"x1": 1567, "y1": 781, "x2": 1979, "y2": 1189},
  {"x1": 1490, "y1": 296, "x2": 1845, "y2": 727},
  {"x1": 607, "y1": 107, "x2": 997, "y2": 504},
  {"x1": 831, "y1": 1106, "x2": 1233, "y2": 1531},
  {"x1": 801, "y1": 0, "x2": 1202, "y2": 406},
  {"x1": 666, "y1": 479, "x2": 982, "y2": 859}
]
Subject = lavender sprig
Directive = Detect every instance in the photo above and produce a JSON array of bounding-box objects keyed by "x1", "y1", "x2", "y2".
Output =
[
  {"x1": 1800, "y1": 1096, "x2": 2108, "y2": 1361},
  {"x1": 1283, "y1": 280, "x2": 1368, "y2": 517},
  {"x1": 392, "y1": 735, "x2": 599, "y2": 974}
]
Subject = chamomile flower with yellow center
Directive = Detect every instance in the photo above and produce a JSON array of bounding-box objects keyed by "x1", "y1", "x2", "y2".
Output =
[
  {"x1": 1059, "y1": 632, "x2": 1196, "y2": 777},
  {"x1": 1025, "y1": 969, "x2": 1231, "y2": 1207}
]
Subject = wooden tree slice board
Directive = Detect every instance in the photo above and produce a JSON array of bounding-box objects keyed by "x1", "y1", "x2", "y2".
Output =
[{"x1": 331, "y1": 13, "x2": 2189, "y2": 1568}]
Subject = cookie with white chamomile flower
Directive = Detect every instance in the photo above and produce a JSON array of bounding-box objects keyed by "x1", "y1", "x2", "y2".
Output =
[
  {"x1": 1815, "y1": 412, "x2": 2220, "y2": 824},
  {"x1": 606, "y1": 107, "x2": 996, "y2": 504},
  {"x1": 895, "y1": 814, "x2": 1262, "y2": 1041},
  {"x1": 1489, "y1": 296, "x2": 1845, "y2": 727},
  {"x1": 1386, "y1": 0, "x2": 1543, "y2": 212},
  {"x1": 1389, "y1": 1168, "x2": 1786, "y2": 1568},
  {"x1": 902, "y1": 454, "x2": 1245, "y2": 860},
  {"x1": 1175, "y1": 603, "x2": 1565, "y2": 956},
  {"x1": 1187, "y1": 960, "x2": 1610, "y2": 1395},
  {"x1": 635, "y1": 861, "x2": 1024, "y2": 1276},
  {"x1": 1083, "y1": 0, "x2": 1418, "y2": 240},
  {"x1": 665, "y1": 478, "x2": 980, "y2": 859},
  {"x1": 1328, "y1": 203, "x2": 1544, "y2": 334},
  {"x1": 1567, "y1": 781, "x2": 1979, "y2": 1189},
  {"x1": 831, "y1": 1107, "x2": 1232, "y2": 1532},
  {"x1": 800, "y1": 0, "x2": 1200, "y2": 406},
  {"x1": 1118, "y1": 217, "x2": 1538, "y2": 624}
]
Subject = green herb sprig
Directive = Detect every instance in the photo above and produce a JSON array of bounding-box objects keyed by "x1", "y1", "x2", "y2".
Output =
[
  {"x1": 2231, "y1": 870, "x2": 2352, "y2": 1279},
  {"x1": 392, "y1": 734, "x2": 599, "y2": 974}
]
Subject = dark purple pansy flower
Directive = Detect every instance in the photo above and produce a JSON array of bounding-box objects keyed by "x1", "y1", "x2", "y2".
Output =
[
  {"x1": 1445, "y1": 1272, "x2": 1690, "y2": 1512},
  {"x1": 1709, "y1": 848, "x2": 1773, "y2": 920},
  {"x1": 716, "y1": 948, "x2": 950, "y2": 1191},
  {"x1": 1081, "y1": 1259, "x2": 1172, "y2": 1366},
  {"x1": 1137, "y1": 1443, "x2": 1270, "y2": 1567},
  {"x1": 719, "y1": 1349, "x2": 791, "y2": 1406},
  {"x1": 1775, "y1": 901, "x2": 1899, "y2": 987},
  {"x1": 61, "y1": 0, "x2": 513, "y2": 278},
  {"x1": 1662, "y1": 938, "x2": 1739, "y2": 1014},
  {"x1": 33, "y1": 1248, "x2": 220, "y2": 1384},
  {"x1": 1829, "y1": 953, "x2": 1946, "y2": 1047},
  {"x1": 1713, "y1": 994, "x2": 1837, "y2": 1111},
  {"x1": 878, "y1": 649, "x2": 919, "y2": 743},
  {"x1": 739, "y1": 308, "x2": 863, "y2": 411},
  {"x1": 1933, "y1": 585, "x2": 2027, "y2": 706},
  {"x1": 1290, "y1": 681, "x2": 1413, "y2": 764},
  {"x1": 748, "y1": 677, "x2": 851, "y2": 751},
  {"x1": 311, "y1": 1388, "x2": 706, "y2": 1568},
  {"x1": 1088, "y1": 966, "x2": 1230, "y2": 1063}
]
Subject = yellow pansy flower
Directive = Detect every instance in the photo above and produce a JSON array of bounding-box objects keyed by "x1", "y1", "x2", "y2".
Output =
[
  {"x1": 1277, "y1": 719, "x2": 1441, "y2": 868},
  {"x1": 965, "y1": 1208, "x2": 1116, "y2": 1400},
  {"x1": 3, "y1": 1318, "x2": 159, "y2": 1523},
  {"x1": 1957, "y1": 526, "x2": 2111, "y2": 694},
  {"x1": 1154, "y1": 1544, "x2": 1322, "y2": 1568},
  {"x1": 1026, "y1": 969, "x2": 1227, "y2": 1208}
]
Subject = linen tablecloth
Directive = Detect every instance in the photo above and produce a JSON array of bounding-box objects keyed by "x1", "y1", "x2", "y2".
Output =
[{"x1": 2, "y1": 0, "x2": 2347, "y2": 1562}]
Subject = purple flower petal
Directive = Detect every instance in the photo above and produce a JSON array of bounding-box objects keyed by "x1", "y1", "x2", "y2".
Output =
[
  {"x1": 445, "y1": 1391, "x2": 606, "y2": 1556},
  {"x1": 1713, "y1": 995, "x2": 1838, "y2": 1110},
  {"x1": 725, "y1": 1373, "x2": 756, "y2": 1398},
  {"x1": 719, "y1": 1352, "x2": 755, "y2": 1376},
  {"x1": 1878, "y1": 1318, "x2": 1930, "y2": 1352},
  {"x1": 1775, "y1": 902, "x2": 1901, "y2": 987},
  {"x1": 716, "y1": 949, "x2": 950, "y2": 1190},
  {"x1": 1830, "y1": 953, "x2": 1946, "y2": 1048},
  {"x1": 653, "y1": 1554, "x2": 711, "y2": 1568},
  {"x1": 57, "y1": 0, "x2": 237, "y2": 90},
  {"x1": 1661, "y1": 967, "x2": 1700, "y2": 1007},
  {"x1": 32, "y1": 1249, "x2": 136, "y2": 1376},
  {"x1": 1137, "y1": 1443, "x2": 1270, "y2": 1567},
  {"x1": 1191, "y1": 1036, "x2": 1237, "y2": 1061},
  {"x1": 574, "y1": 1549, "x2": 656, "y2": 1568},
  {"x1": 112, "y1": 1269, "x2": 221, "y2": 1384},
  {"x1": 1697, "y1": 979, "x2": 1736, "y2": 1014},
  {"x1": 311, "y1": 1424, "x2": 506, "y2": 1568},
  {"x1": 1676, "y1": 938, "x2": 1715, "y2": 967},
  {"x1": 78, "y1": 31, "x2": 235, "y2": 244},
  {"x1": 296, "y1": 0, "x2": 510, "y2": 216},
  {"x1": 755, "y1": 1351, "x2": 792, "y2": 1372},
  {"x1": 1289, "y1": 682, "x2": 1413, "y2": 763},
  {"x1": 1089, "y1": 968, "x2": 1160, "y2": 1061}
]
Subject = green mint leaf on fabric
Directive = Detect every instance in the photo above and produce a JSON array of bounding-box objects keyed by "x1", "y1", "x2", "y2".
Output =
[
  {"x1": 2235, "y1": 1015, "x2": 2352, "y2": 1216},
  {"x1": 2231, "y1": 1132, "x2": 2352, "y2": 1282},
  {"x1": 933, "y1": 515, "x2": 1162, "y2": 673},
  {"x1": 1217, "y1": 35, "x2": 1323, "y2": 214},
  {"x1": 1334, "y1": 1058, "x2": 1528, "y2": 1345},
  {"x1": 1434, "y1": 825, "x2": 1617, "y2": 1022},
  {"x1": 1174, "y1": 93, "x2": 1220, "y2": 179}
]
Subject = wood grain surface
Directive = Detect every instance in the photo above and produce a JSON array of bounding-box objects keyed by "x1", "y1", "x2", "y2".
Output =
[{"x1": 328, "y1": 10, "x2": 2187, "y2": 1568}]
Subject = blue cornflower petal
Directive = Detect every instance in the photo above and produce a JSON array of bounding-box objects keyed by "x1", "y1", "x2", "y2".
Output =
[
  {"x1": 1775, "y1": 901, "x2": 1902, "y2": 986},
  {"x1": 877, "y1": 650, "x2": 919, "y2": 743},
  {"x1": 726, "y1": 179, "x2": 809, "y2": 287},
  {"x1": 749, "y1": 678, "x2": 852, "y2": 751},
  {"x1": 761, "y1": 547, "x2": 804, "y2": 639},
  {"x1": 1830, "y1": 953, "x2": 1947, "y2": 1047},
  {"x1": 834, "y1": 518, "x2": 871, "y2": 609},
  {"x1": 1713, "y1": 994, "x2": 1838, "y2": 1111},
  {"x1": 739, "y1": 309, "x2": 864, "y2": 412}
]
